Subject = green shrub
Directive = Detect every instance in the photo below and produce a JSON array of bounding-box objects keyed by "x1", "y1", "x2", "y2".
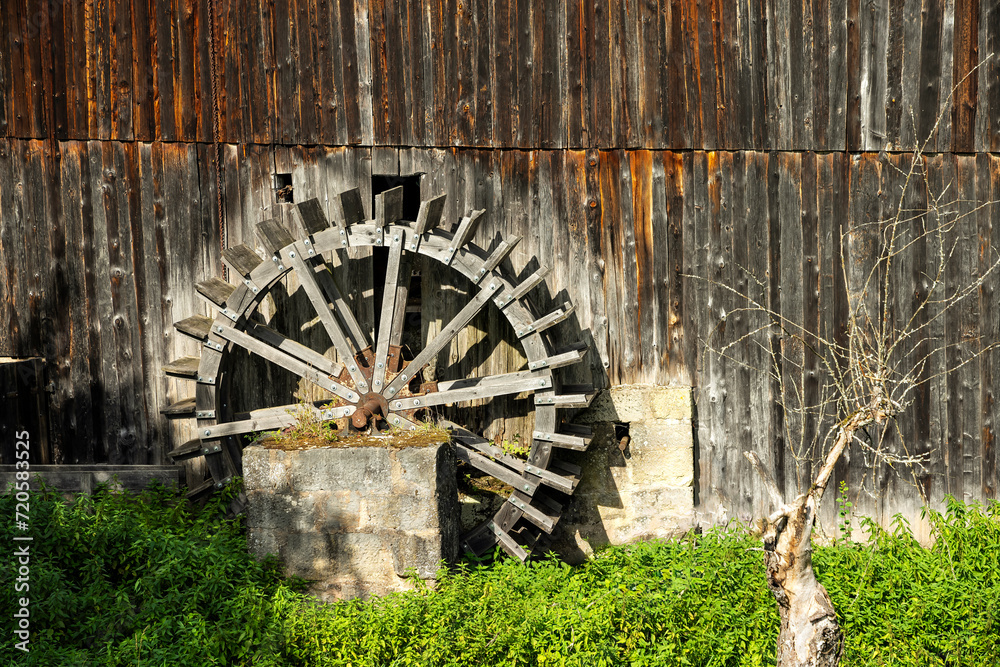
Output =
[{"x1": 0, "y1": 483, "x2": 997, "y2": 666}]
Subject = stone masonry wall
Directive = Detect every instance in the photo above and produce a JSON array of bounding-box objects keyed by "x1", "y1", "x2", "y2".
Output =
[{"x1": 459, "y1": 385, "x2": 696, "y2": 563}]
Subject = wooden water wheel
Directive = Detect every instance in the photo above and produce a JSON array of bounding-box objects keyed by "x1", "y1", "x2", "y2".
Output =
[{"x1": 160, "y1": 185, "x2": 595, "y2": 559}]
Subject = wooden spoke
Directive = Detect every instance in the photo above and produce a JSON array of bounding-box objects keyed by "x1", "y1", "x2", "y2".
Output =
[
  {"x1": 489, "y1": 521, "x2": 528, "y2": 560},
  {"x1": 385, "y1": 412, "x2": 420, "y2": 430},
  {"x1": 213, "y1": 321, "x2": 360, "y2": 403},
  {"x1": 201, "y1": 402, "x2": 356, "y2": 440},
  {"x1": 390, "y1": 370, "x2": 552, "y2": 410},
  {"x1": 373, "y1": 238, "x2": 403, "y2": 371},
  {"x1": 310, "y1": 259, "x2": 370, "y2": 351},
  {"x1": 374, "y1": 237, "x2": 411, "y2": 390},
  {"x1": 454, "y1": 442, "x2": 539, "y2": 495},
  {"x1": 285, "y1": 246, "x2": 370, "y2": 392},
  {"x1": 383, "y1": 280, "x2": 503, "y2": 397},
  {"x1": 445, "y1": 422, "x2": 578, "y2": 494},
  {"x1": 244, "y1": 321, "x2": 344, "y2": 377},
  {"x1": 494, "y1": 265, "x2": 551, "y2": 309}
]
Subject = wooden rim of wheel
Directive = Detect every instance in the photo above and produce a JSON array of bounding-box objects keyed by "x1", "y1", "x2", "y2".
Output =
[{"x1": 162, "y1": 185, "x2": 595, "y2": 560}]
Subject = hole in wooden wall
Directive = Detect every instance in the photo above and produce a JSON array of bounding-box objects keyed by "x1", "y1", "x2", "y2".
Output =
[{"x1": 274, "y1": 173, "x2": 293, "y2": 203}]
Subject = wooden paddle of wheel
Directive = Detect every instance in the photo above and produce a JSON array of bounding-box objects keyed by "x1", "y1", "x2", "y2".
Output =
[{"x1": 161, "y1": 186, "x2": 596, "y2": 560}]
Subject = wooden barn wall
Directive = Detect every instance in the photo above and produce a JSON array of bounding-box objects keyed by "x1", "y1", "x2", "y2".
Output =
[
  {"x1": 2, "y1": 0, "x2": 999, "y2": 152},
  {"x1": 1, "y1": 140, "x2": 998, "y2": 530}
]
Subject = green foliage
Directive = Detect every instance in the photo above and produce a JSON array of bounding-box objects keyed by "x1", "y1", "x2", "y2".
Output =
[
  {"x1": 1, "y1": 485, "x2": 998, "y2": 666},
  {"x1": 837, "y1": 480, "x2": 854, "y2": 544}
]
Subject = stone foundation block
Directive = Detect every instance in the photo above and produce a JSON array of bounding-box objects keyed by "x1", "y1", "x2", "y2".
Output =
[{"x1": 244, "y1": 442, "x2": 458, "y2": 601}]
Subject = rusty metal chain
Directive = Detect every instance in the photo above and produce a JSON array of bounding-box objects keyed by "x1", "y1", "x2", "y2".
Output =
[{"x1": 207, "y1": 0, "x2": 227, "y2": 282}]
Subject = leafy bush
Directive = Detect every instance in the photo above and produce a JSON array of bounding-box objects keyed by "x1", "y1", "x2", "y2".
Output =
[{"x1": 0, "y1": 483, "x2": 997, "y2": 666}]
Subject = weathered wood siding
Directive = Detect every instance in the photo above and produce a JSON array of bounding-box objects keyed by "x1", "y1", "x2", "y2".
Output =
[
  {"x1": 2, "y1": 141, "x2": 998, "y2": 530},
  {"x1": 2, "y1": 0, "x2": 999, "y2": 151},
  {"x1": 1, "y1": 1, "x2": 999, "y2": 528}
]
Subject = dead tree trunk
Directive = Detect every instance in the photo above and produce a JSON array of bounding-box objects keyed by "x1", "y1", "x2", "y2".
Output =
[
  {"x1": 746, "y1": 415, "x2": 872, "y2": 667},
  {"x1": 762, "y1": 494, "x2": 843, "y2": 666}
]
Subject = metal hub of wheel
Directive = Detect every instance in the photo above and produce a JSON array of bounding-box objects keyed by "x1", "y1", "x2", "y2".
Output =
[{"x1": 161, "y1": 184, "x2": 595, "y2": 559}]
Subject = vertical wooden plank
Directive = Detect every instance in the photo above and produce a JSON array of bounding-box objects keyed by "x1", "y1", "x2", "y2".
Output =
[
  {"x1": 934, "y1": 0, "x2": 956, "y2": 152},
  {"x1": 923, "y1": 153, "x2": 948, "y2": 509},
  {"x1": 827, "y1": 0, "x2": 848, "y2": 150},
  {"x1": 153, "y1": 0, "x2": 176, "y2": 141},
  {"x1": 661, "y1": 151, "x2": 685, "y2": 382},
  {"x1": 766, "y1": 0, "x2": 792, "y2": 150},
  {"x1": 241, "y1": 0, "x2": 274, "y2": 143},
  {"x1": 718, "y1": 0, "x2": 739, "y2": 149},
  {"x1": 778, "y1": 151, "x2": 805, "y2": 491},
  {"x1": 473, "y1": 0, "x2": 494, "y2": 146},
  {"x1": 583, "y1": 149, "x2": 610, "y2": 385},
  {"x1": 55, "y1": 143, "x2": 96, "y2": 460},
  {"x1": 800, "y1": 151, "x2": 820, "y2": 496},
  {"x1": 884, "y1": 0, "x2": 906, "y2": 149},
  {"x1": 196, "y1": 0, "x2": 215, "y2": 143},
  {"x1": 843, "y1": 153, "x2": 880, "y2": 513},
  {"x1": 19, "y1": 0, "x2": 46, "y2": 137},
  {"x1": 0, "y1": 143, "x2": 25, "y2": 356},
  {"x1": 536, "y1": 0, "x2": 561, "y2": 148},
  {"x1": 83, "y1": 140, "x2": 119, "y2": 460},
  {"x1": 35, "y1": 142, "x2": 64, "y2": 462},
  {"x1": 951, "y1": 0, "x2": 979, "y2": 153},
  {"x1": 456, "y1": 0, "x2": 476, "y2": 144},
  {"x1": 916, "y1": 0, "x2": 943, "y2": 146},
  {"x1": 975, "y1": 0, "x2": 999, "y2": 151},
  {"x1": 810, "y1": 0, "x2": 830, "y2": 149},
  {"x1": 844, "y1": 0, "x2": 861, "y2": 150},
  {"x1": 948, "y1": 155, "x2": 978, "y2": 502},
  {"x1": 87, "y1": 0, "x2": 111, "y2": 139},
  {"x1": 494, "y1": 0, "x2": 515, "y2": 146},
  {"x1": 896, "y1": 0, "x2": 923, "y2": 149},
  {"x1": 272, "y1": 0, "x2": 299, "y2": 144},
  {"x1": 137, "y1": 142, "x2": 168, "y2": 464},
  {"x1": 650, "y1": 150, "x2": 671, "y2": 382},
  {"x1": 664, "y1": 1, "x2": 687, "y2": 147},
  {"x1": 104, "y1": 142, "x2": 145, "y2": 462},
  {"x1": 980, "y1": 153, "x2": 999, "y2": 499},
  {"x1": 618, "y1": 0, "x2": 643, "y2": 148},
  {"x1": 858, "y1": 0, "x2": 889, "y2": 151},
  {"x1": 702, "y1": 150, "x2": 730, "y2": 514},
  {"x1": 682, "y1": 0, "x2": 705, "y2": 148},
  {"x1": 46, "y1": 0, "x2": 69, "y2": 140},
  {"x1": 591, "y1": 0, "x2": 615, "y2": 148},
  {"x1": 111, "y1": 0, "x2": 134, "y2": 139},
  {"x1": 515, "y1": 0, "x2": 534, "y2": 148},
  {"x1": 765, "y1": 149, "x2": 787, "y2": 498},
  {"x1": 0, "y1": 0, "x2": 9, "y2": 137},
  {"x1": 396, "y1": 0, "x2": 416, "y2": 147},
  {"x1": 314, "y1": 0, "x2": 339, "y2": 144},
  {"x1": 131, "y1": 0, "x2": 156, "y2": 140},
  {"x1": 787, "y1": 0, "x2": 808, "y2": 149},
  {"x1": 354, "y1": 0, "x2": 374, "y2": 145},
  {"x1": 632, "y1": 151, "x2": 656, "y2": 377},
  {"x1": 296, "y1": 0, "x2": 321, "y2": 145},
  {"x1": 369, "y1": 0, "x2": 390, "y2": 143}
]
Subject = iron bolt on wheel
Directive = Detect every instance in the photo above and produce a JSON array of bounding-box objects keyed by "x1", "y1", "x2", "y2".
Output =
[{"x1": 162, "y1": 185, "x2": 595, "y2": 559}]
